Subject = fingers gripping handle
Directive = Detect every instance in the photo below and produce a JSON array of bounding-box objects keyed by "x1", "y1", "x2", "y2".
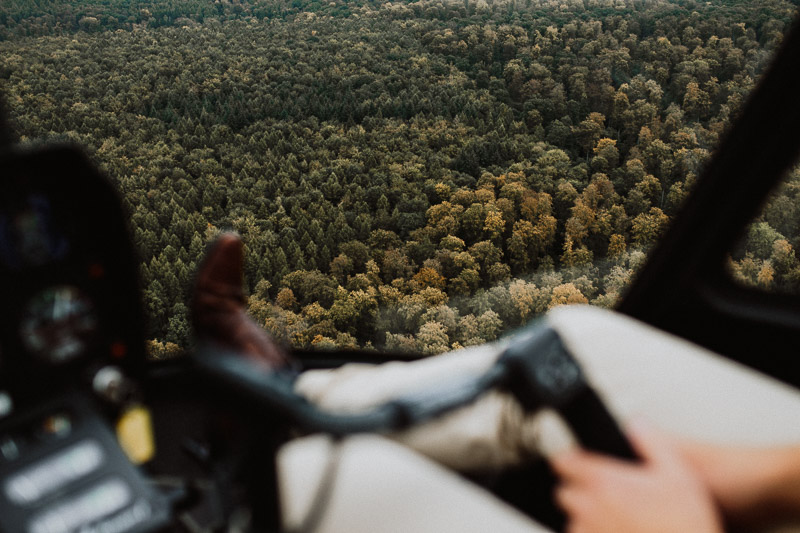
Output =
[{"x1": 499, "y1": 325, "x2": 638, "y2": 461}]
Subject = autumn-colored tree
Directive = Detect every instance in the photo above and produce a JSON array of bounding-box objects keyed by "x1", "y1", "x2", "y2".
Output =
[
  {"x1": 549, "y1": 283, "x2": 588, "y2": 309},
  {"x1": 631, "y1": 207, "x2": 670, "y2": 246},
  {"x1": 411, "y1": 267, "x2": 447, "y2": 291}
]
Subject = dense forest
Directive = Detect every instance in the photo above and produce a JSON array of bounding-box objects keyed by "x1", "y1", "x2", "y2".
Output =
[{"x1": 2, "y1": 0, "x2": 799, "y2": 356}]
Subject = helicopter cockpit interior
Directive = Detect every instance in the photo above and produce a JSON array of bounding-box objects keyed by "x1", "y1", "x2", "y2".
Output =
[{"x1": 2, "y1": 5, "x2": 800, "y2": 533}]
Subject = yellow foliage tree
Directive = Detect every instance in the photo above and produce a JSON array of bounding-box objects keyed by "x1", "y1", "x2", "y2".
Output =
[{"x1": 549, "y1": 283, "x2": 589, "y2": 309}]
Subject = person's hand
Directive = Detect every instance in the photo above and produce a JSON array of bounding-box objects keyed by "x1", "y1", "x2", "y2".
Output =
[{"x1": 551, "y1": 421, "x2": 723, "y2": 533}]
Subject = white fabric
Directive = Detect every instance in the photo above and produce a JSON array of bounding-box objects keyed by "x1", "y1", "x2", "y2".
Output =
[
  {"x1": 294, "y1": 342, "x2": 540, "y2": 471},
  {"x1": 278, "y1": 434, "x2": 547, "y2": 533},
  {"x1": 282, "y1": 305, "x2": 800, "y2": 532},
  {"x1": 548, "y1": 305, "x2": 800, "y2": 447}
]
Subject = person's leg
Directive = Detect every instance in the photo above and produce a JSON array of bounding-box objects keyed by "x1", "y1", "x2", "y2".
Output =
[
  {"x1": 193, "y1": 234, "x2": 555, "y2": 532},
  {"x1": 277, "y1": 434, "x2": 554, "y2": 533},
  {"x1": 282, "y1": 304, "x2": 800, "y2": 533},
  {"x1": 546, "y1": 305, "x2": 800, "y2": 450},
  {"x1": 295, "y1": 305, "x2": 800, "y2": 469},
  {"x1": 192, "y1": 236, "x2": 800, "y2": 531},
  {"x1": 294, "y1": 342, "x2": 542, "y2": 471}
]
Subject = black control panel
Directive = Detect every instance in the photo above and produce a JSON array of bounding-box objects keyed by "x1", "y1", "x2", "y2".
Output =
[
  {"x1": 0, "y1": 145, "x2": 146, "y2": 406},
  {"x1": 0, "y1": 394, "x2": 169, "y2": 533},
  {"x1": 0, "y1": 145, "x2": 170, "y2": 533}
]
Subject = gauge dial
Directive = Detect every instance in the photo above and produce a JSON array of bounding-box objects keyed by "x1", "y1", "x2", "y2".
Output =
[
  {"x1": 0, "y1": 195, "x2": 68, "y2": 270},
  {"x1": 20, "y1": 286, "x2": 98, "y2": 364}
]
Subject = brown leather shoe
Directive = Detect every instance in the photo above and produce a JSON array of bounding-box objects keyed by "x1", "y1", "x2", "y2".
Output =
[{"x1": 191, "y1": 232, "x2": 290, "y2": 370}]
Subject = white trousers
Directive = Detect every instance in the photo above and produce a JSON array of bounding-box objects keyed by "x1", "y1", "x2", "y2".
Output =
[{"x1": 278, "y1": 306, "x2": 800, "y2": 533}]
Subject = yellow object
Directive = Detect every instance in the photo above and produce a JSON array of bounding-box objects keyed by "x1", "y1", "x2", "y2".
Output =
[{"x1": 116, "y1": 406, "x2": 155, "y2": 464}]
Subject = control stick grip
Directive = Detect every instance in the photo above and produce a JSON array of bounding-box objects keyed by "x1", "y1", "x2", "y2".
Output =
[
  {"x1": 558, "y1": 385, "x2": 638, "y2": 460},
  {"x1": 499, "y1": 324, "x2": 638, "y2": 461}
]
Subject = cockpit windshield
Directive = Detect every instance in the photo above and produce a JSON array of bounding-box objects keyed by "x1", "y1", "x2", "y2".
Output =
[{"x1": 1, "y1": 0, "x2": 796, "y2": 356}]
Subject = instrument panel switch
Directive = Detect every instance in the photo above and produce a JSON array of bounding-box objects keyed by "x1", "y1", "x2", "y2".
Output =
[{"x1": 4, "y1": 439, "x2": 105, "y2": 506}]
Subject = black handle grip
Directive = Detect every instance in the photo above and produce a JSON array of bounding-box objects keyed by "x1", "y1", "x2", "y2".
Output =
[
  {"x1": 499, "y1": 324, "x2": 638, "y2": 461},
  {"x1": 559, "y1": 386, "x2": 638, "y2": 460}
]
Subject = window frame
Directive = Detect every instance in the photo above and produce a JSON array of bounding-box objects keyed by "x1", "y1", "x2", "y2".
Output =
[{"x1": 617, "y1": 15, "x2": 800, "y2": 388}]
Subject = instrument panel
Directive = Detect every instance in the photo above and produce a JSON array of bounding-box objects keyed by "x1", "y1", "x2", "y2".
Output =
[
  {"x1": 0, "y1": 145, "x2": 146, "y2": 408},
  {"x1": 0, "y1": 145, "x2": 169, "y2": 533}
]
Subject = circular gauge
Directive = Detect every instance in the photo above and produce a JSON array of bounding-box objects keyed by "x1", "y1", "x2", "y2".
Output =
[{"x1": 20, "y1": 286, "x2": 99, "y2": 364}]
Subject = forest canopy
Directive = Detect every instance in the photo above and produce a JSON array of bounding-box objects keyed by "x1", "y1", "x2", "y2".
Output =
[{"x1": 2, "y1": 0, "x2": 799, "y2": 356}]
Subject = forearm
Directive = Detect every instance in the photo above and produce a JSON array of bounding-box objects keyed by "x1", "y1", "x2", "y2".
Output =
[
  {"x1": 758, "y1": 447, "x2": 800, "y2": 521},
  {"x1": 681, "y1": 442, "x2": 800, "y2": 528}
]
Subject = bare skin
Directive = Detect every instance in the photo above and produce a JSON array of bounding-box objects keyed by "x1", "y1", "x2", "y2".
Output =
[
  {"x1": 553, "y1": 421, "x2": 800, "y2": 533},
  {"x1": 551, "y1": 422, "x2": 723, "y2": 533},
  {"x1": 680, "y1": 441, "x2": 800, "y2": 530}
]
